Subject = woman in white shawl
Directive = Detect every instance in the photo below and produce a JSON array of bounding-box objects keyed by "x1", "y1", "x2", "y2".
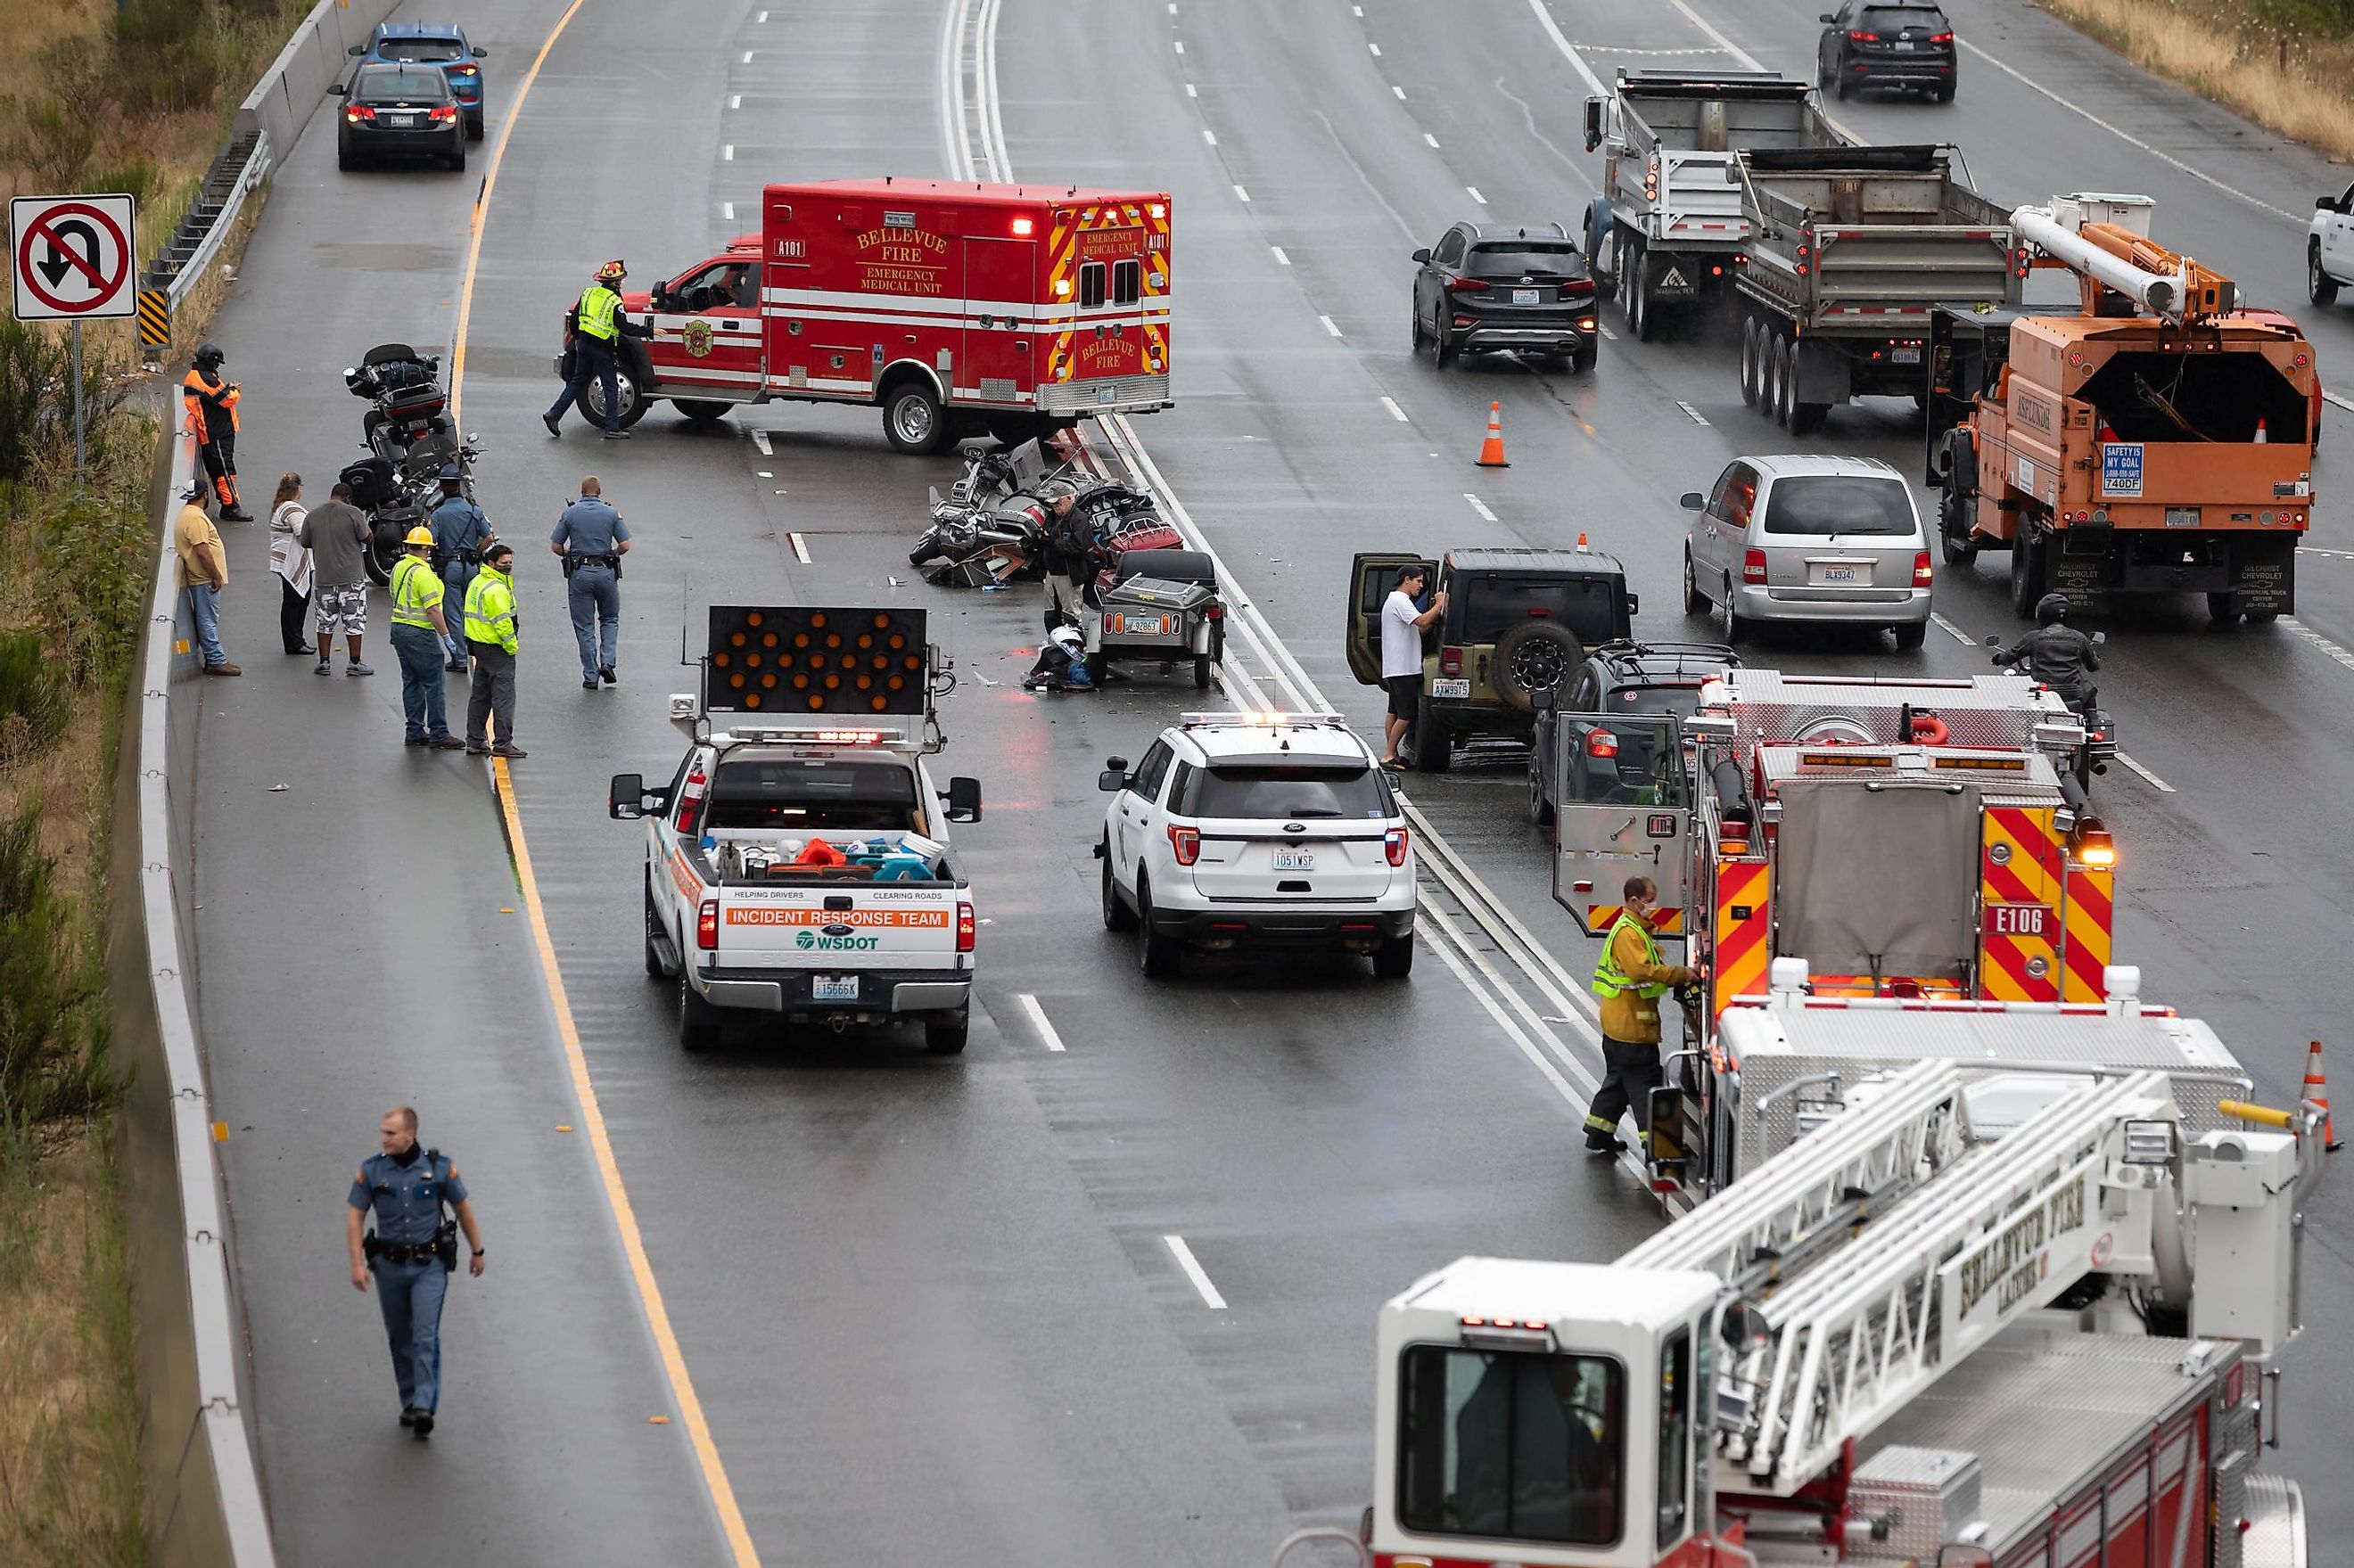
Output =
[{"x1": 268, "y1": 472, "x2": 313, "y2": 655}]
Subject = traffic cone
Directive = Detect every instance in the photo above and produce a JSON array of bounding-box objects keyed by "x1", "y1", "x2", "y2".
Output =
[
  {"x1": 2254, "y1": 417, "x2": 2269, "y2": 445},
  {"x1": 1576, "y1": 531, "x2": 1590, "y2": 551},
  {"x1": 2304, "y1": 1040, "x2": 2342, "y2": 1150},
  {"x1": 1476, "y1": 401, "x2": 1509, "y2": 467}
]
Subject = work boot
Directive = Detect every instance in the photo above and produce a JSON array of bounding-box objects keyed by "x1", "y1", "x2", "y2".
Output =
[
  {"x1": 202, "y1": 662, "x2": 243, "y2": 677},
  {"x1": 399, "y1": 1408, "x2": 418, "y2": 1427},
  {"x1": 1584, "y1": 1134, "x2": 1626, "y2": 1155},
  {"x1": 220, "y1": 506, "x2": 253, "y2": 522},
  {"x1": 600, "y1": 664, "x2": 617, "y2": 685},
  {"x1": 582, "y1": 677, "x2": 599, "y2": 690},
  {"x1": 542, "y1": 413, "x2": 562, "y2": 438},
  {"x1": 466, "y1": 743, "x2": 490, "y2": 756},
  {"x1": 428, "y1": 736, "x2": 465, "y2": 751},
  {"x1": 491, "y1": 744, "x2": 528, "y2": 759},
  {"x1": 601, "y1": 428, "x2": 630, "y2": 440},
  {"x1": 410, "y1": 1411, "x2": 434, "y2": 1440}
]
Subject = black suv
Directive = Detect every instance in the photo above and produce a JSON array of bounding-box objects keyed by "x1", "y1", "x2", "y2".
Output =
[
  {"x1": 1816, "y1": 2, "x2": 1956, "y2": 102},
  {"x1": 1347, "y1": 548, "x2": 1637, "y2": 773},
  {"x1": 1410, "y1": 222, "x2": 1602, "y2": 372},
  {"x1": 1528, "y1": 640, "x2": 1739, "y2": 824}
]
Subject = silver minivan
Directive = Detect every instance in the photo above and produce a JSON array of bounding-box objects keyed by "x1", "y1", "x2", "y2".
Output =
[{"x1": 1680, "y1": 455, "x2": 1932, "y2": 649}]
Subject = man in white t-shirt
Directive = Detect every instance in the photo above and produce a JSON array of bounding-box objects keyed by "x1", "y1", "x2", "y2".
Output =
[{"x1": 1379, "y1": 562, "x2": 1446, "y2": 767}]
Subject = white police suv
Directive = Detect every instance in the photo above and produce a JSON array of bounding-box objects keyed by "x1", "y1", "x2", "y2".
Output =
[{"x1": 1095, "y1": 711, "x2": 1417, "y2": 979}]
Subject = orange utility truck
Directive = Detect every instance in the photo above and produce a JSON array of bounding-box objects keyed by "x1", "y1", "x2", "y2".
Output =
[{"x1": 1927, "y1": 193, "x2": 2317, "y2": 622}]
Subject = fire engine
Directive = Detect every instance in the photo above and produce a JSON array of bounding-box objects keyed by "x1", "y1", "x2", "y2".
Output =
[
  {"x1": 1926, "y1": 194, "x2": 2317, "y2": 623},
  {"x1": 1546, "y1": 669, "x2": 2116, "y2": 1022},
  {"x1": 560, "y1": 179, "x2": 1173, "y2": 453},
  {"x1": 1357, "y1": 989, "x2": 2322, "y2": 1568}
]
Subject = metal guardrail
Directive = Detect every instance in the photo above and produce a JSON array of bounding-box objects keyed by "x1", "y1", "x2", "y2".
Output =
[{"x1": 142, "y1": 131, "x2": 273, "y2": 314}]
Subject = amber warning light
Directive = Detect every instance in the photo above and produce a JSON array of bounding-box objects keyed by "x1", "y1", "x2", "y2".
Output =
[{"x1": 704, "y1": 604, "x2": 930, "y2": 716}]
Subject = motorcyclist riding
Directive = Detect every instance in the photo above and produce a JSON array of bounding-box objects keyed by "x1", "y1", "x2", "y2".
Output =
[{"x1": 1993, "y1": 593, "x2": 2099, "y2": 710}]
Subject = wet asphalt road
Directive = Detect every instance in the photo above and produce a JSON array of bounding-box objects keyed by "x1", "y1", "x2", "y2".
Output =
[{"x1": 184, "y1": 0, "x2": 2353, "y2": 1559}]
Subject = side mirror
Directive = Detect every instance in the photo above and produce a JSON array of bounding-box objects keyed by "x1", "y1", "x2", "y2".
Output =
[
  {"x1": 1626, "y1": 591, "x2": 1640, "y2": 616},
  {"x1": 473, "y1": 46, "x2": 489, "y2": 57},
  {"x1": 1819, "y1": 12, "x2": 1837, "y2": 21},
  {"x1": 1679, "y1": 490, "x2": 1706, "y2": 510},
  {"x1": 2090, "y1": 630, "x2": 2107, "y2": 646},
  {"x1": 1582, "y1": 96, "x2": 1605, "y2": 153},
  {"x1": 944, "y1": 776, "x2": 984, "y2": 823},
  {"x1": 1098, "y1": 769, "x2": 1129, "y2": 792},
  {"x1": 328, "y1": 82, "x2": 349, "y2": 95},
  {"x1": 1106, "y1": 755, "x2": 1131, "y2": 772},
  {"x1": 2321, "y1": 196, "x2": 2342, "y2": 211},
  {"x1": 608, "y1": 773, "x2": 646, "y2": 820},
  {"x1": 1411, "y1": 248, "x2": 1432, "y2": 265},
  {"x1": 1983, "y1": 634, "x2": 2003, "y2": 647},
  {"x1": 348, "y1": 42, "x2": 366, "y2": 55}
]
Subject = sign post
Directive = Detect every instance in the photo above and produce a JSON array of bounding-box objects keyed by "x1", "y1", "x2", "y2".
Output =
[{"x1": 9, "y1": 193, "x2": 139, "y2": 481}]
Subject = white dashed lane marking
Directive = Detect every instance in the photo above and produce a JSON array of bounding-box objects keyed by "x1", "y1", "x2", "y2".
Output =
[
  {"x1": 1464, "y1": 493, "x2": 1497, "y2": 522},
  {"x1": 2114, "y1": 753, "x2": 2177, "y2": 793},
  {"x1": 1016, "y1": 994, "x2": 1067, "y2": 1053},
  {"x1": 1164, "y1": 1236, "x2": 1227, "y2": 1309}
]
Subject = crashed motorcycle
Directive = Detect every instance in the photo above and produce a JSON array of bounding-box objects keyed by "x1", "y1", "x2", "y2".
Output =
[
  {"x1": 910, "y1": 439, "x2": 1071, "y2": 585},
  {"x1": 341, "y1": 343, "x2": 481, "y2": 586}
]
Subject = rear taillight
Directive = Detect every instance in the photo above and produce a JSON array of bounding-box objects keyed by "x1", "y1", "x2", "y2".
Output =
[
  {"x1": 1565, "y1": 279, "x2": 1597, "y2": 300},
  {"x1": 1168, "y1": 825, "x2": 1201, "y2": 866},
  {"x1": 1585, "y1": 728, "x2": 1619, "y2": 759},
  {"x1": 1440, "y1": 647, "x2": 1463, "y2": 676},
  {"x1": 1930, "y1": 30, "x2": 1954, "y2": 42},
  {"x1": 428, "y1": 104, "x2": 458, "y2": 123},
  {"x1": 1913, "y1": 551, "x2": 1934, "y2": 587},
  {"x1": 345, "y1": 105, "x2": 375, "y2": 123},
  {"x1": 1446, "y1": 276, "x2": 1489, "y2": 294},
  {"x1": 957, "y1": 902, "x2": 975, "y2": 953},
  {"x1": 1849, "y1": 29, "x2": 1880, "y2": 41},
  {"x1": 1385, "y1": 826, "x2": 1410, "y2": 867},
  {"x1": 1742, "y1": 548, "x2": 1768, "y2": 585},
  {"x1": 1204, "y1": 603, "x2": 1223, "y2": 620},
  {"x1": 696, "y1": 900, "x2": 719, "y2": 950}
]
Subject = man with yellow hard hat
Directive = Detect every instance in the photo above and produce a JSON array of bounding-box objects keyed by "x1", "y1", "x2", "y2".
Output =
[
  {"x1": 390, "y1": 525, "x2": 463, "y2": 749},
  {"x1": 545, "y1": 259, "x2": 653, "y2": 440}
]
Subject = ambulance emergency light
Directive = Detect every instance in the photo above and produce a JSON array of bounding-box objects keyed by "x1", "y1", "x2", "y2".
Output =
[{"x1": 704, "y1": 605, "x2": 930, "y2": 716}]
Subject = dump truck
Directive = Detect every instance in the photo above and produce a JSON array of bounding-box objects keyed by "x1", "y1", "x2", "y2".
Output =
[
  {"x1": 1580, "y1": 71, "x2": 1849, "y2": 341},
  {"x1": 1927, "y1": 193, "x2": 2318, "y2": 623},
  {"x1": 1733, "y1": 144, "x2": 2020, "y2": 432}
]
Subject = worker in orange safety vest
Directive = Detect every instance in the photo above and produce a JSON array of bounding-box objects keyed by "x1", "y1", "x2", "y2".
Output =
[{"x1": 184, "y1": 343, "x2": 251, "y2": 520}]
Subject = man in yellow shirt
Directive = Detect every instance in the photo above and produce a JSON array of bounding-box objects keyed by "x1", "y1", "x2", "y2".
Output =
[
  {"x1": 390, "y1": 527, "x2": 463, "y2": 749},
  {"x1": 461, "y1": 540, "x2": 524, "y2": 759},
  {"x1": 1587, "y1": 875, "x2": 1699, "y2": 1153},
  {"x1": 174, "y1": 484, "x2": 240, "y2": 676}
]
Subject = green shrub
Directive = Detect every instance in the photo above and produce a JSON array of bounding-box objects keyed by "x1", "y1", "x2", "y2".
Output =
[
  {"x1": 0, "y1": 633, "x2": 70, "y2": 759},
  {"x1": 0, "y1": 808, "x2": 112, "y2": 1137}
]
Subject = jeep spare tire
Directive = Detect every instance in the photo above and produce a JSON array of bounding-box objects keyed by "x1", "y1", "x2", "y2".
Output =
[{"x1": 1491, "y1": 621, "x2": 1582, "y2": 712}]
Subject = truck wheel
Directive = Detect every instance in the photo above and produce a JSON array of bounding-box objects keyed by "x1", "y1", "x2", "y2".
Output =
[
  {"x1": 2206, "y1": 592, "x2": 2243, "y2": 624},
  {"x1": 1769, "y1": 336, "x2": 1793, "y2": 428},
  {"x1": 676, "y1": 966, "x2": 720, "y2": 1052},
  {"x1": 1102, "y1": 845, "x2": 1138, "y2": 932},
  {"x1": 1790, "y1": 400, "x2": 1829, "y2": 437},
  {"x1": 578, "y1": 366, "x2": 649, "y2": 431},
  {"x1": 883, "y1": 380, "x2": 949, "y2": 454},
  {"x1": 1739, "y1": 317, "x2": 1761, "y2": 408},
  {"x1": 1134, "y1": 875, "x2": 1182, "y2": 978},
  {"x1": 644, "y1": 878, "x2": 670, "y2": 978},
  {"x1": 2008, "y1": 530, "x2": 2045, "y2": 617},
  {"x1": 673, "y1": 399, "x2": 732, "y2": 423},
  {"x1": 1371, "y1": 932, "x2": 1415, "y2": 980},
  {"x1": 1411, "y1": 697, "x2": 1453, "y2": 773},
  {"x1": 1938, "y1": 483, "x2": 1980, "y2": 566},
  {"x1": 2311, "y1": 245, "x2": 2340, "y2": 307},
  {"x1": 924, "y1": 1009, "x2": 970, "y2": 1055}
]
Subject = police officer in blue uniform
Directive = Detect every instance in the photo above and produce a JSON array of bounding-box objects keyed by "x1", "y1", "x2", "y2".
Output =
[
  {"x1": 346, "y1": 1106, "x2": 485, "y2": 1438},
  {"x1": 428, "y1": 467, "x2": 495, "y2": 673},
  {"x1": 548, "y1": 473, "x2": 631, "y2": 689}
]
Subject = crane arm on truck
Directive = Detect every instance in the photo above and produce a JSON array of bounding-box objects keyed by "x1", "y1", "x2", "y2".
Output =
[{"x1": 2012, "y1": 195, "x2": 2235, "y2": 324}]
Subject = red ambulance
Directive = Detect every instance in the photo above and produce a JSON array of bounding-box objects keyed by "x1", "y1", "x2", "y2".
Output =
[{"x1": 561, "y1": 179, "x2": 1173, "y2": 452}]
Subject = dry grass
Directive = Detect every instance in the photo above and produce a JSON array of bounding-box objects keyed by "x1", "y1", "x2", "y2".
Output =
[{"x1": 2037, "y1": 0, "x2": 2354, "y2": 164}]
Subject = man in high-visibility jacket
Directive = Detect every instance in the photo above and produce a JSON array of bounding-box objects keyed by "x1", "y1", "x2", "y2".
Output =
[
  {"x1": 543, "y1": 259, "x2": 650, "y2": 440},
  {"x1": 461, "y1": 540, "x2": 525, "y2": 759},
  {"x1": 183, "y1": 343, "x2": 251, "y2": 519},
  {"x1": 390, "y1": 526, "x2": 463, "y2": 750},
  {"x1": 1587, "y1": 874, "x2": 1699, "y2": 1154}
]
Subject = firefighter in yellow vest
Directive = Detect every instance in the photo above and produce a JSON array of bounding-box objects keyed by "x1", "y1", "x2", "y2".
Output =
[
  {"x1": 461, "y1": 540, "x2": 524, "y2": 759},
  {"x1": 390, "y1": 527, "x2": 463, "y2": 750},
  {"x1": 544, "y1": 260, "x2": 650, "y2": 440},
  {"x1": 1587, "y1": 875, "x2": 1699, "y2": 1153},
  {"x1": 183, "y1": 343, "x2": 251, "y2": 519}
]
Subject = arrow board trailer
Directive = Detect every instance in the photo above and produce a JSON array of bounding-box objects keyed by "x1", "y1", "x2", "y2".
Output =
[
  {"x1": 610, "y1": 605, "x2": 986, "y2": 1055},
  {"x1": 1366, "y1": 1007, "x2": 2325, "y2": 1568}
]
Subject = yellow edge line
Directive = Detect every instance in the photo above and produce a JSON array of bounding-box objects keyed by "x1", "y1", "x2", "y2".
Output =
[{"x1": 452, "y1": 5, "x2": 761, "y2": 1563}]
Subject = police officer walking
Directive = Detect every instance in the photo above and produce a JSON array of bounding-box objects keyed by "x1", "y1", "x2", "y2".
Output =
[
  {"x1": 543, "y1": 260, "x2": 652, "y2": 440},
  {"x1": 1586, "y1": 875, "x2": 1700, "y2": 1155},
  {"x1": 183, "y1": 343, "x2": 251, "y2": 520},
  {"x1": 429, "y1": 465, "x2": 494, "y2": 674},
  {"x1": 462, "y1": 540, "x2": 525, "y2": 759},
  {"x1": 548, "y1": 474, "x2": 631, "y2": 689},
  {"x1": 345, "y1": 1106, "x2": 485, "y2": 1438}
]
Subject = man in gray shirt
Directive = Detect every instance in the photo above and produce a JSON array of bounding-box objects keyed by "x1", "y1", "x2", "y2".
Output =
[
  {"x1": 548, "y1": 474, "x2": 631, "y2": 690},
  {"x1": 300, "y1": 481, "x2": 375, "y2": 677}
]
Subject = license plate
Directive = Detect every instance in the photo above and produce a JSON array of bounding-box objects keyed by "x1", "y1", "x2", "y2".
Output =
[
  {"x1": 1097, "y1": 386, "x2": 1116, "y2": 404},
  {"x1": 1893, "y1": 40, "x2": 1915, "y2": 50},
  {"x1": 1432, "y1": 677, "x2": 1471, "y2": 699},
  {"x1": 1111, "y1": 612, "x2": 1173, "y2": 636},
  {"x1": 1890, "y1": 346, "x2": 1922, "y2": 365},
  {"x1": 1810, "y1": 563, "x2": 1868, "y2": 585},
  {"x1": 385, "y1": 114, "x2": 416, "y2": 127},
  {"x1": 2166, "y1": 506, "x2": 2201, "y2": 528},
  {"x1": 1272, "y1": 848, "x2": 1317, "y2": 872},
  {"x1": 1513, "y1": 288, "x2": 1540, "y2": 305},
  {"x1": 811, "y1": 974, "x2": 860, "y2": 1002}
]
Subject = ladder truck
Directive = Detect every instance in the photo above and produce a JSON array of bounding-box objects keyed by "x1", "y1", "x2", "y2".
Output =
[
  {"x1": 1356, "y1": 996, "x2": 2324, "y2": 1568},
  {"x1": 1926, "y1": 194, "x2": 2319, "y2": 623}
]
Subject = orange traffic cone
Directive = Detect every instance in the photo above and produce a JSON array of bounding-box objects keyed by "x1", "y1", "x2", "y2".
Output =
[
  {"x1": 1576, "y1": 531, "x2": 1590, "y2": 551},
  {"x1": 1476, "y1": 401, "x2": 1509, "y2": 467},
  {"x1": 2254, "y1": 417, "x2": 2269, "y2": 444},
  {"x1": 2304, "y1": 1040, "x2": 2342, "y2": 1150}
]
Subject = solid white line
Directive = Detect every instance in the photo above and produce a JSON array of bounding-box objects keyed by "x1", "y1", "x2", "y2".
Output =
[
  {"x1": 1016, "y1": 993, "x2": 1067, "y2": 1052},
  {"x1": 1393, "y1": 84, "x2": 1405, "y2": 100},
  {"x1": 728, "y1": 94, "x2": 741, "y2": 110},
  {"x1": 1519, "y1": 0, "x2": 1607, "y2": 95},
  {"x1": 1164, "y1": 1236, "x2": 1227, "y2": 1309},
  {"x1": 1380, "y1": 394, "x2": 1408, "y2": 420},
  {"x1": 978, "y1": 0, "x2": 1009, "y2": 180},
  {"x1": 787, "y1": 532, "x2": 811, "y2": 563},
  {"x1": 2282, "y1": 615, "x2": 2354, "y2": 673},
  {"x1": 720, "y1": 201, "x2": 735, "y2": 220},
  {"x1": 1598, "y1": 323, "x2": 1618, "y2": 342},
  {"x1": 1203, "y1": 127, "x2": 1216, "y2": 145},
  {"x1": 750, "y1": 429, "x2": 772, "y2": 456},
  {"x1": 722, "y1": 144, "x2": 734, "y2": 160},
  {"x1": 1233, "y1": 184, "x2": 1251, "y2": 202},
  {"x1": 2302, "y1": 544, "x2": 2354, "y2": 561},
  {"x1": 2114, "y1": 752, "x2": 2177, "y2": 793},
  {"x1": 1463, "y1": 492, "x2": 1496, "y2": 522},
  {"x1": 1675, "y1": 399, "x2": 1708, "y2": 425},
  {"x1": 2326, "y1": 390, "x2": 2353, "y2": 415},
  {"x1": 1424, "y1": 132, "x2": 1441, "y2": 149},
  {"x1": 1271, "y1": 245, "x2": 1291, "y2": 266},
  {"x1": 1369, "y1": 41, "x2": 1382, "y2": 56},
  {"x1": 1929, "y1": 611, "x2": 1974, "y2": 645},
  {"x1": 1466, "y1": 185, "x2": 1487, "y2": 204},
  {"x1": 1321, "y1": 314, "x2": 1344, "y2": 337}
]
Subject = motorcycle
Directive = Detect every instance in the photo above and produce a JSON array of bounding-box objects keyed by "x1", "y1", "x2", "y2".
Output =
[
  {"x1": 344, "y1": 343, "x2": 451, "y2": 464},
  {"x1": 1984, "y1": 631, "x2": 2115, "y2": 792},
  {"x1": 341, "y1": 343, "x2": 481, "y2": 586},
  {"x1": 910, "y1": 439, "x2": 1066, "y2": 585}
]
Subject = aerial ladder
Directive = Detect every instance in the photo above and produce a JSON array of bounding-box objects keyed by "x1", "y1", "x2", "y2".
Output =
[{"x1": 1362, "y1": 1003, "x2": 2325, "y2": 1568}]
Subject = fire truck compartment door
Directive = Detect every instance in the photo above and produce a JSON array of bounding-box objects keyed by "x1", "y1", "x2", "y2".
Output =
[
  {"x1": 961, "y1": 238, "x2": 1036, "y2": 404},
  {"x1": 1773, "y1": 778, "x2": 1979, "y2": 981},
  {"x1": 1550, "y1": 714, "x2": 1690, "y2": 937}
]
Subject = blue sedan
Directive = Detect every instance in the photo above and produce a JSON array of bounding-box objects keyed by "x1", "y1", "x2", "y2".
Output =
[{"x1": 349, "y1": 22, "x2": 488, "y2": 140}]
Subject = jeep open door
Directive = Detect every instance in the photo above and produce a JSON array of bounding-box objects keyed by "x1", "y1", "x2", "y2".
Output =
[
  {"x1": 1346, "y1": 552, "x2": 1437, "y2": 685},
  {"x1": 1545, "y1": 711, "x2": 1692, "y2": 939}
]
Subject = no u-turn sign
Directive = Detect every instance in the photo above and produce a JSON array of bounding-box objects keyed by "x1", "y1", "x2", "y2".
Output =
[{"x1": 11, "y1": 194, "x2": 137, "y2": 321}]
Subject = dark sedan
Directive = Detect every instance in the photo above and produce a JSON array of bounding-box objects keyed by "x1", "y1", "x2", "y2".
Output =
[
  {"x1": 1412, "y1": 221, "x2": 1601, "y2": 373},
  {"x1": 350, "y1": 22, "x2": 489, "y2": 140},
  {"x1": 332, "y1": 65, "x2": 466, "y2": 172},
  {"x1": 1817, "y1": 1, "x2": 1957, "y2": 101}
]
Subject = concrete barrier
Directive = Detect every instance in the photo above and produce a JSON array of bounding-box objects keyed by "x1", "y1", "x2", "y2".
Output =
[{"x1": 236, "y1": 0, "x2": 406, "y2": 163}]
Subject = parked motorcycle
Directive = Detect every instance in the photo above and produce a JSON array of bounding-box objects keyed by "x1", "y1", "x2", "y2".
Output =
[{"x1": 341, "y1": 343, "x2": 480, "y2": 586}]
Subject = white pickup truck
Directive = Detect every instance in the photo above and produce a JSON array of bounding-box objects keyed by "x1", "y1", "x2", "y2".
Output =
[{"x1": 2310, "y1": 176, "x2": 2354, "y2": 307}]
